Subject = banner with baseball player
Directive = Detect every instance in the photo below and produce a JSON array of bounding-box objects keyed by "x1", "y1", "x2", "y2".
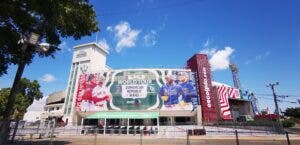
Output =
[
  {"x1": 75, "y1": 73, "x2": 111, "y2": 112},
  {"x1": 159, "y1": 71, "x2": 199, "y2": 111},
  {"x1": 75, "y1": 69, "x2": 199, "y2": 112}
]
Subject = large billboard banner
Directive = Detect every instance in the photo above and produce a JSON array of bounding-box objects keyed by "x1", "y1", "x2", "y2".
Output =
[{"x1": 75, "y1": 69, "x2": 199, "y2": 112}]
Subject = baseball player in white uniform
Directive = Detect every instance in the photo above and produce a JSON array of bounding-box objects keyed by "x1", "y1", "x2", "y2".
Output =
[{"x1": 92, "y1": 77, "x2": 111, "y2": 111}]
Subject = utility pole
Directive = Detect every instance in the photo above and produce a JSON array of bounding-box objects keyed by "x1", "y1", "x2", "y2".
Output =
[{"x1": 267, "y1": 82, "x2": 284, "y2": 133}]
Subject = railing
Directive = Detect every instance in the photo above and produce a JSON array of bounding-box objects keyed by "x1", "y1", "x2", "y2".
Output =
[{"x1": 9, "y1": 125, "x2": 299, "y2": 145}]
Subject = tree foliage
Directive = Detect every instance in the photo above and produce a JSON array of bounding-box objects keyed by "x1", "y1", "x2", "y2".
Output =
[
  {"x1": 0, "y1": 0, "x2": 99, "y2": 75},
  {"x1": 0, "y1": 78, "x2": 43, "y2": 119},
  {"x1": 282, "y1": 119, "x2": 295, "y2": 128},
  {"x1": 284, "y1": 107, "x2": 300, "y2": 118}
]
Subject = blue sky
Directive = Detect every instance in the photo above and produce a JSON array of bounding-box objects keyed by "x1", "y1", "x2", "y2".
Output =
[{"x1": 1, "y1": 0, "x2": 300, "y2": 112}]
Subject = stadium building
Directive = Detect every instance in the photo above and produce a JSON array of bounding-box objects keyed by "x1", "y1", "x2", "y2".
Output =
[
  {"x1": 41, "y1": 91, "x2": 65, "y2": 123},
  {"x1": 60, "y1": 42, "x2": 254, "y2": 129}
]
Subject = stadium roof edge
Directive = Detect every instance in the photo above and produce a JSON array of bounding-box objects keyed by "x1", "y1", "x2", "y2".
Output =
[{"x1": 73, "y1": 42, "x2": 109, "y2": 54}]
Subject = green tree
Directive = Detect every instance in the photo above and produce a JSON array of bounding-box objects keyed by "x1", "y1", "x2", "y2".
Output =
[
  {"x1": 0, "y1": 89, "x2": 28, "y2": 120},
  {"x1": 0, "y1": 0, "x2": 99, "y2": 75},
  {"x1": 0, "y1": 78, "x2": 43, "y2": 119},
  {"x1": 0, "y1": 0, "x2": 99, "y2": 144},
  {"x1": 284, "y1": 107, "x2": 300, "y2": 118}
]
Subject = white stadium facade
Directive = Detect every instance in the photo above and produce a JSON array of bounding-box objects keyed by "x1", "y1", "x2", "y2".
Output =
[{"x1": 38, "y1": 42, "x2": 254, "y2": 130}]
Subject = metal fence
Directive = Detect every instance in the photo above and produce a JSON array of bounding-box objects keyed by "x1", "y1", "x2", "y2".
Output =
[
  {"x1": 9, "y1": 124, "x2": 300, "y2": 145},
  {"x1": 203, "y1": 120, "x2": 281, "y2": 133}
]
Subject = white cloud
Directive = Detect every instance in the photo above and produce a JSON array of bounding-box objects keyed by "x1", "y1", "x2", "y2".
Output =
[
  {"x1": 40, "y1": 74, "x2": 56, "y2": 83},
  {"x1": 143, "y1": 30, "x2": 158, "y2": 47},
  {"x1": 98, "y1": 39, "x2": 110, "y2": 50},
  {"x1": 200, "y1": 38, "x2": 216, "y2": 55},
  {"x1": 245, "y1": 60, "x2": 252, "y2": 65},
  {"x1": 200, "y1": 47, "x2": 234, "y2": 71},
  {"x1": 158, "y1": 14, "x2": 168, "y2": 31},
  {"x1": 200, "y1": 47, "x2": 217, "y2": 56},
  {"x1": 202, "y1": 38, "x2": 211, "y2": 48},
  {"x1": 106, "y1": 26, "x2": 112, "y2": 31},
  {"x1": 142, "y1": 14, "x2": 167, "y2": 47},
  {"x1": 107, "y1": 21, "x2": 141, "y2": 53},
  {"x1": 255, "y1": 54, "x2": 263, "y2": 61},
  {"x1": 209, "y1": 47, "x2": 234, "y2": 71},
  {"x1": 245, "y1": 51, "x2": 271, "y2": 65}
]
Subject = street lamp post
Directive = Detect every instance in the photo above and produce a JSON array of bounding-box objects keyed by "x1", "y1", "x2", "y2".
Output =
[
  {"x1": 267, "y1": 82, "x2": 284, "y2": 133},
  {"x1": 0, "y1": 32, "x2": 49, "y2": 145}
]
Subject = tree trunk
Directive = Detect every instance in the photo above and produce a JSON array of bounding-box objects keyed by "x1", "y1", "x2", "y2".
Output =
[
  {"x1": 10, "y1": 119, "x2": 19, "y2": 143},
  {"x1": 0, "y1": 61, "x2": 26, "y2": 145}
]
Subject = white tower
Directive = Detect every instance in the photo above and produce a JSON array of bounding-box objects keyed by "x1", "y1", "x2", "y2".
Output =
[{"x1": 63, "y1": 42, "x2": 109, "y2": 125}]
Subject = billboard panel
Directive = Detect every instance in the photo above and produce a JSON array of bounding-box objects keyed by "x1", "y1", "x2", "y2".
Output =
[{"x1": 75, "y1": 69, "x2": 199, "y2": 112}]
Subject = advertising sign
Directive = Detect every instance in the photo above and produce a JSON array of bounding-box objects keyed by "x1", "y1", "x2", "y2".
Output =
[
  {"x1": 109, "y1": 70, "x2": 159, "y2": 110},
  {"x1": 75, "y1": 69, "x2": 199, "y2": 112},
  {"x1": 187, "y1": 54, "x2": 218, "y2": 123}
]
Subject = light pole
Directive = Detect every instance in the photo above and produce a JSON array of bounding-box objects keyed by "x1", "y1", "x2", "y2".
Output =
[
  {"x1": 267, "y1": 82, "x2": 284, "y2": 133},
  {"x1": 0, "y1": 32, "x2": 49, "y2": 145}
]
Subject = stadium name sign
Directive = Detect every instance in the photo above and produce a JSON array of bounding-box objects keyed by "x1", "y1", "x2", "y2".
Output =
[
  {"x1": 117, "y1": 79, "x2": 152, "y2": 85},
  {"x1": 202, "y1": 67, "x2": 211, "y2": 108}
]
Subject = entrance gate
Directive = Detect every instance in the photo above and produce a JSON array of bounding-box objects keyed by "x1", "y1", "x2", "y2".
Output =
[{"x1": 83, "y1": 112, "x2": 159, "y2": 135}]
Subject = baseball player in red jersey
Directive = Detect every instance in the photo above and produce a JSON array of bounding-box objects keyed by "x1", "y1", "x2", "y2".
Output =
[
  {"x1": 80, "y1": 75, "x2": 97, "y2": 111},
  {"x1": 92, "y1": 76, "x2": 111, "y2": 111}
]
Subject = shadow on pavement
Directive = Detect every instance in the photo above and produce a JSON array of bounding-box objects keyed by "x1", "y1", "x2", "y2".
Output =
[{"x1": 9, "y1": 140, "x2": 71, "y2": 145}]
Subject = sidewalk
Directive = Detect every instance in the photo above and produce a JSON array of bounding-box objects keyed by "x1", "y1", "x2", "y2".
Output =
[
  {"x1": 190, "y1": 134, "x2": 300, "y2": 140},
  {"x1": 10, "y1": 134, "x2": 300, "y2": 145}
]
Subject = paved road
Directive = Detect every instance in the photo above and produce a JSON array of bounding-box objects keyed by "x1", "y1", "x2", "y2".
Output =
[{"x1": 11, "y1": 134, "x2": 300, "y2": 145}]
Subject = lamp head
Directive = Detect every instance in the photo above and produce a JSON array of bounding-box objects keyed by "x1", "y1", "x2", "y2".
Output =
[
  {"x1": 29, "y1": 32, "x2": 40, "y2": 45},
  {"x1": 39, "y1": 42, "x2": 50, "y2": 52}
]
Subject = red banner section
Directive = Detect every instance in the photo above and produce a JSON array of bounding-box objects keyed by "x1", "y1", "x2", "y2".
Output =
[
  {"x1": 187, "y1": 54, "x2": 218, "y2": 123},
  {"x1": 216, "y1": 85, "x2": 241, "y2": 120},
  {"x1": 217, "y1": 85, "x2": 232, "y2": 120},
  {"x1": 75, "y1": 73, "x2": 100, "y2": 111}
]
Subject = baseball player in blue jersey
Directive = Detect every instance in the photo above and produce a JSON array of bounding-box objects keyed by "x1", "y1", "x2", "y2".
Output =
[
  {"x1": 159, "y1": 74, "x2": 183, "y2": 107},
  {"x1": 179, "y1": 72, "x2": 197, "y2": 103}
]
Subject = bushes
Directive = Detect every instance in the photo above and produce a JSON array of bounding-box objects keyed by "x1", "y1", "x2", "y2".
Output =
[
  {"x1": 284, "y1": 107, "x2": 300, "y2": 118},
  {"x1": 282, "y1": 119, "x2": 295, "y2": 128}
]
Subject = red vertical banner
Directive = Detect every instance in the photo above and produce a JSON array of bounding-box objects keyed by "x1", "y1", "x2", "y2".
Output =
[
  {"x1": 75, "y1": 73, "x2": 99, "y2": 111},
  {"x1": 187, "y1": 54, "x2": 218, "y2": 123},
  {"x1": 75, "y1": 74, "x2": 87, "y2": 111}
]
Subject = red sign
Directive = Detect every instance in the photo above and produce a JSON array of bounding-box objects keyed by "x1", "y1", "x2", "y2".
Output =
[{"x1": 187, "y1": 54, "x2": 218, "y2": 123}]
